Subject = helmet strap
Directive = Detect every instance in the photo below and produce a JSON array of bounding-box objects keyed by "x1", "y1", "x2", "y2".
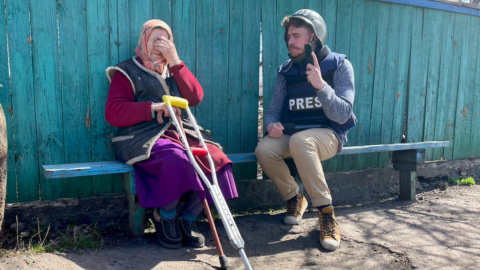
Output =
[
  {"x1": 284, "y1": 36, "x2": 323, "y2": 72},
  {"x1": 311, "y1": 37, "x2": 321, "y2": 52},
  {"x1": 284, "y1": 52, "x2": 304, "y2": 72}
]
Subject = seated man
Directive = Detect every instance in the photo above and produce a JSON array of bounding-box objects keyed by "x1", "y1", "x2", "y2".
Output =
[{"x1": 255, "y1": 9, "x2": 356, "y2": 251}]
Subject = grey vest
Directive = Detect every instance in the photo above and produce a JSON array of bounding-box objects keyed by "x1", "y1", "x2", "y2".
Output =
[{"x1": 106, "y1": 57, "x2": 218, "y2": 165}]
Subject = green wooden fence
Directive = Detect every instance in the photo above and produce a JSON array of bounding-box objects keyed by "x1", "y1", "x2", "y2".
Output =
[
  {"x1": 1, "y1": 0, "x2": 479, "y2": 204},
  {"x1": 0, "y1": 0, "x2": 260, "y2": 203},
  {"x1": 263, "y1": 0, "x2": 480, "y2": 172}
]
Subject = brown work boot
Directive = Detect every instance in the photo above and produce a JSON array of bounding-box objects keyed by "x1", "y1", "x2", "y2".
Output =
[
  {"x1": 318, "y1": 206, "x2": 341, "y2": 251},
  {"x1": 284, "y1": 193, "x2": 308, "y2": 225}
]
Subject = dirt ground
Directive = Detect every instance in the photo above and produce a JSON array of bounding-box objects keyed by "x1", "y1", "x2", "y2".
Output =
[{"x1": 1, "y1": 184, "x2": 479, "y2": 270}]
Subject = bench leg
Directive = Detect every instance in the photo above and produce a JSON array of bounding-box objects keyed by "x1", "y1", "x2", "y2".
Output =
[
  {"x1": 123, "y1": 172, "x2": 144, "y2": 237},
  {"x1": 392, "y1": 149, "x2": 423, "y2": 201},
  {"x1": 399, "y1": 170, "x2": 416, "y2": 201}
]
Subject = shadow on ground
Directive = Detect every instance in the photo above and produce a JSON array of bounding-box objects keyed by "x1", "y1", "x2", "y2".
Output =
[{"x1": 1, "y1": 185, "x2": 479, "y2": 269}]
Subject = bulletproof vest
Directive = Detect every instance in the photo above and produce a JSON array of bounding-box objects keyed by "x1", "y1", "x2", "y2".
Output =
[{"x1": 279, "y1": 46, "x2": 356, "y2": 134}]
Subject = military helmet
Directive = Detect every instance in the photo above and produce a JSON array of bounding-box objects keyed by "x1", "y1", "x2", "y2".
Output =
[{"x1": 284, "y1": 9, "x2": 327, "y2": 48}]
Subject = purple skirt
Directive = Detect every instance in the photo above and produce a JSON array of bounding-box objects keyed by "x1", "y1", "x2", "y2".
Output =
[{"x1": 133, "y1": 138, "x2": 238, "y2": 208}]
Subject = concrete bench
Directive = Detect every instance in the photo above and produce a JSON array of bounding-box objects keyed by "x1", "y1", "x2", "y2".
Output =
[{"x1": 42, "y1": 141, "x2": 449, "y2": 236}]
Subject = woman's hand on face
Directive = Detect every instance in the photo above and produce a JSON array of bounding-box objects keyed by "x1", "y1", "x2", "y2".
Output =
[
  {"x1": 155, "y1": 37, "x2": 181, "y2": 66},
  {"x1": 152, "y1": 102, "x2": 182, "y2": 124}
]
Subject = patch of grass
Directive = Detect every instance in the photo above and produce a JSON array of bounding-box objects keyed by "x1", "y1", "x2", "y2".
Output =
[
  {"x1": 198, "y1": 204, "x2": 288, "y2": 221},
  {"x1": 448, "y1": 176, "x2": 475, "y2": 186},
  {"x1": 30, "y1": 244, "x2": 49, "y2": 253},
  {"x1": 232, "y1": 209, "x2": 264, "y2": 217},
  {"x1": 1, "y1": 217, "x2": 103, "y2": 256},
  {"x1": 47, "y1": 223, "x2": 103, "y2": 252},
  {"x1": 144, "y1": 218, "x2": 156, "y2": 233}
]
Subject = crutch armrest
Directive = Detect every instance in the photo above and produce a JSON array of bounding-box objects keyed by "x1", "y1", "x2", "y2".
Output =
[{"x1": 162, "y1": 95, "x2": 189, "y2": 109}]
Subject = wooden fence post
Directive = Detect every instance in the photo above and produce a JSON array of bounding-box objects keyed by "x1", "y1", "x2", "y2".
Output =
[{"x1": 0, "y1": 104, "x2": 7, "y2": 238}]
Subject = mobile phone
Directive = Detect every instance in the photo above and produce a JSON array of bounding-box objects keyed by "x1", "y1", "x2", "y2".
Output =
[{"x1": 304, "y1": 44, "x2": 313, "y2": 66}]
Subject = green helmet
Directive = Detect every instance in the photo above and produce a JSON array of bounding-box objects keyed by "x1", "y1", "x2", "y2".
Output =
[{"x1": 284, "y1": 9, "x2": 327, "y2": 48}]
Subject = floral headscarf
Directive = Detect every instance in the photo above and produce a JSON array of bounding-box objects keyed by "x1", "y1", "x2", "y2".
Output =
[{"x1": 134, "y1": 20, "x2": 173, "y2": 73}]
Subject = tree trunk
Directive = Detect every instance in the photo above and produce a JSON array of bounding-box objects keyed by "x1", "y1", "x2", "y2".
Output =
[{"x1": 0, "y1": 104, "x2": 7, "y2": 238}]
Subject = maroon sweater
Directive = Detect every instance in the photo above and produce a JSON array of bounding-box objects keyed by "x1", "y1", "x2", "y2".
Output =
[
  {"x1": 105, "y1": 61, "x2": 203, "y2": 127},
  {"x1": 105, "y1": 60, "x2": 231, "y2": 173}
]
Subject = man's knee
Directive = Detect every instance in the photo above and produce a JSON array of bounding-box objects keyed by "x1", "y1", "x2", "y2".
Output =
[
  {"x1": 289, "y1": 133, "x2": 314, "y2": 157},
  {"x1": 255, "y1": 138, "x2": 281, "y2": 162},
  {"x1": 255, "y1": 139, "x2": 271, "y2": 161}
]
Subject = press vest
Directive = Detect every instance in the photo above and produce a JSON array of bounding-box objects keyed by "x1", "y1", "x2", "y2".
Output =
[{"x1": 279, "y1": 46, "x2": 356, "y2": 133}]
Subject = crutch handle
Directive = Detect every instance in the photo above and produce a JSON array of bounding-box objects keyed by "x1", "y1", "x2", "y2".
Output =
[
  {"x1": 163, "y1": 95, "x2": 189, "y2": 109},
  {"x1": 191, "y1": 147, "x2": 208, "y2": 156}
]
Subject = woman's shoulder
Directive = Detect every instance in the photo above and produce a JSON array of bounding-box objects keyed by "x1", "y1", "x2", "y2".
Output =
[
  {"x1": 107, "y1": 57, "x2": 140, "y2": 82},
  {"x1": 115, "y1": 57, "x2": 137, "y2": 69}
]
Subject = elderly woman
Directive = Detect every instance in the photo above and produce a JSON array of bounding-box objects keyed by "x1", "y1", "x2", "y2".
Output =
[{"x1": 105, "y1": 20, "x2": 238, "y2": 250}]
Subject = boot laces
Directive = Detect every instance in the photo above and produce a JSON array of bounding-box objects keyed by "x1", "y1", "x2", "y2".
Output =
[
  {"x1": 321, "y1": 212, "x2": 338, "y2": 240},
  {"x1": 286, "y1": 194, "x2": 300, "y2": 216}
]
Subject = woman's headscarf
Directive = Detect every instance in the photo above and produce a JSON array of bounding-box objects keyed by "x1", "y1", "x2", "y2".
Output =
[{"x1": 134, "y1": 20, "x2": 173, "y2": 74}]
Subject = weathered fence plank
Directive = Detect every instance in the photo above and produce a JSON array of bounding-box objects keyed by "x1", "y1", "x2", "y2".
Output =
[
  {"x1": 471, "y1": 25, "x2": 480, "y2": 159},
  {"x1": 261, "y1": 0, "x2": 278, "y2": 121},
  {"x1": 128, "y1": 0, "x2": 153, "y2": 55},
  {"x1": 322, "y1": 0, "x2": 337, "y2": 53},
  {"x1": 109, "y1": 0, "x2": 130, "y2": 194},
  {"x1": 406, "y1": 7, "x2": 429, "y2": 145},
  {"x1": 195, "y1": 0, "x2": 214, "y2": 134},
  {"x1": 443, "y1": 14, "x2": 466, "y2": 160},
  {"x1": 305, "y1": 0, "x2": 322, "y2": 14},
  {"x1": 342, "y1": 0, "x2": 365, "y2": 171},
  {"x1": 391, "y1": 5, "x2": 413, "y2": 159},
  {"x1": 6, "y1": 0, "x2": 40, "y2": 202},
  {"x1": 432, "y1": 11, "x2": 455, "y2": 161},
  {"x1": 30, "y1": 0, "x2": 64, "y2": 200},
  {"x1": 369, "y1": 3, "x2": 390, "y2": 169},
  {"x1": 422, "y1": 10, "x2": 444, "y2": 161},
  {"x1": 378, "y1": 3, "x2": 401, "y2": 167},
  {"x1": 323, "y1": 0, "x2": 352, "y2": 172},
  {"x1": 227, "y1": 0, "x2": 243, "y2": 180},
  {"x1": 350, "y1": 0, "x2": 379, "y2": 170},
  {"x1": 211, "y1": 0, "x2": 230, "y2": 149},
  {"x1": 0, "y1": 5, "x2": 15, "y2": 204},
  {"x1": 172, "y1": 0, "x2": 196, "y2": 88},
  {"x1": 453, "y1": 15, "x2": 479, "y2": 160},
  {"x1": 30, "y1": 0, "x2": 65, "y2": 200},
  {"x1": 153, "y1": 0, "x2": 172, "y2": 27},
  {"x1": 239, "y1": 0, "x2": 261, "y2": 180},
  {"x1": 87, "y1": 0, "x2": 116, "y2": 195},
  {"x1": 59, "y1": 0, "x2": 93, "y2": 198}
]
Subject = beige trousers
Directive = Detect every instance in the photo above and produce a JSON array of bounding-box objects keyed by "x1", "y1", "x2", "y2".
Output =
[{"x1": 255, "y1": 128, "x2": 339, "y2": 207}]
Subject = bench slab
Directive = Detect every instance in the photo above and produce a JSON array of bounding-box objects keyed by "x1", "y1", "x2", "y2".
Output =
[
  {"x1": 41, "y1": 140, "x2": 449, "y2": 237},
  {"x1": 42, "y1": 141, "x2": 449, "y2": 179}
]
